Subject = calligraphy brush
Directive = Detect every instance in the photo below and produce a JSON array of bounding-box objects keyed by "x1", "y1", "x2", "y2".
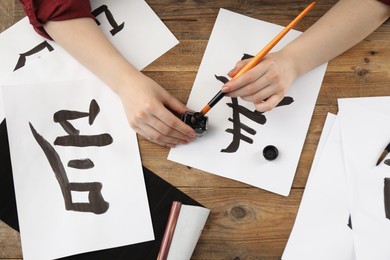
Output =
[
  {"x1": 377, "y1": 142, "x2": 390, "y2": 166},
  {"x1": 199, "y1": 1, "x2": 316, "y2": 116}
]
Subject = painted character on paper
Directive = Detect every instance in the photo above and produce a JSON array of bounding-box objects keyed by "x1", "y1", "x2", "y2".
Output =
[
  {"x1": 30, "y1": 99, "x2": 112, "y2": 214},
  {"x1": 383, "y1": 158, "x2": 390, "y2": 220}
]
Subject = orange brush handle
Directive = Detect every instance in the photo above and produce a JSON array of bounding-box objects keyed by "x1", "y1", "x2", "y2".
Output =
[{"x1": 233, "y1": 1, "x2": 316, "y2": 79}]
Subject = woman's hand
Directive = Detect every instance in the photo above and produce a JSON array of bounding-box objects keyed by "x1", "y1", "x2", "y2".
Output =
[
  {"x1": 221, "y1": 51, "x2": 296, "y2": 112},
  {"x1": 118, "y1": 72, "x2": 196, "y2": 147}
]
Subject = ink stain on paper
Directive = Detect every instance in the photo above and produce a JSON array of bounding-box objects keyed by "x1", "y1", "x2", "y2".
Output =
[
  {"x1": 92, "y1": 5, "x2": 125, "y2": 36},
  {"x1": 68, "y1": 159, "x2": 95, "y2": 169},
  {"x1": 54, "y1": 134, "x2": 113, "y2": 147},
  {"x1": 347, "y1": 214, "x2": 352, "y2": 230},
  {"x1": 14, "y1": 41, "x2": 54, "y2": 71},
  {"x1": 384, "y1": 159, "x2": 390, "y2": 166},
  {"x1": 384, "y1": 178, "x2": 390, "y2": 220}
]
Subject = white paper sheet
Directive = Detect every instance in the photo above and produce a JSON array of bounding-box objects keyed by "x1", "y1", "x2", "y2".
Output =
[
  {"x1": 167, "y1": 205, "x2": 210, "y2": 260},
  {"x1": 2, "y1": 79, "x2": 154, "y2": 260},
  {"x1": 0, "y1": 0, "x2": 179, "y2": 120},
  {"x1": 168, "y1": 8, "x2": 327, "y2": 196},
  {"x1": 339, "y1": 97, "x2": 390, "y2": 260},
  {"x1": 282, "y1": 113, "x2": 355, "y2": 260}
]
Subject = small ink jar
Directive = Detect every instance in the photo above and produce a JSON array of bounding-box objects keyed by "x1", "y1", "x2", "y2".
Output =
[
  {"x1": 263, "y1": 145, "x2": 279, "y2": 161},
  {"x1": 181, "y1": 111, "x2": 208, "y2": 137}
]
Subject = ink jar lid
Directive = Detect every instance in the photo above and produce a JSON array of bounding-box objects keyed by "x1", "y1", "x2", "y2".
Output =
[{"x1": 263, "y1": 145, "x2": 278, "y2": 161}]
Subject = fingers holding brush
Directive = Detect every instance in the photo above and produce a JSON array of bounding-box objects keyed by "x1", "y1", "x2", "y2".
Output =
[{"x1": 221, "y1": 52, "x2": 295, "y2": 112}]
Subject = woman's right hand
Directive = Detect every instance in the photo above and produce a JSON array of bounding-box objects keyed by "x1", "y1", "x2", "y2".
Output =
[{"x1": 118, "y1": 72, "x2": 196, "y2": 147}]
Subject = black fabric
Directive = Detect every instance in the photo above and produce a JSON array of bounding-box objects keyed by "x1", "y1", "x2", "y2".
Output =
[
  {"x1": 0, "y1": 118, "x2": 203, "y2": 260},
  {"x1": 0, "y1": 119, "x2": 19, "y2": 231}
]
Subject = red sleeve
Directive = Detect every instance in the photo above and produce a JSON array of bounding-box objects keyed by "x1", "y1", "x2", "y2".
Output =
[
  {"x1": 377, "y1": 0, "x2": 390, "y2": 5},
  {"x1": 19, "y1": 0, "x2": 93, "y2": 39}
]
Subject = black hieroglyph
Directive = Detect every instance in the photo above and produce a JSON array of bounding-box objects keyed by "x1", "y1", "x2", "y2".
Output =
[
  {"x1": 348, "y1": 162, "x2": 390, "y2": 225},
  {"x1": 384, "y1": 177, "x2": 390, "y2": 220},
  {"x1": 215, "y1": 54, "x2": 294, "y2": 153},
  {"x1": 13, "y1": 4, "x2": 123, "y2": 73},
  {"x1": 13, "y1": 41, "x2": 54, "y2": 71},
  {"x1": 92, "y1": 5, "x2": 125, "y2": 36},
  {"x1": 347, "y1": 214, "x2": 353, "y2": 230},
  {"x1": 29, "y1": 99, "x2": 112, "y2": 214}
]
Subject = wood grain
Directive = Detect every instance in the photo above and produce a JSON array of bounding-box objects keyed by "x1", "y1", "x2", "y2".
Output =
[{"x1": 0, "y1": 0, "x2": 389, "y2": 259}]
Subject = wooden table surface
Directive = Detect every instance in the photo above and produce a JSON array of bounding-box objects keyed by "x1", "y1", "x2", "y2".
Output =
[{"x1": 1, "y1": 0, "x2": 389, "y2": 259}]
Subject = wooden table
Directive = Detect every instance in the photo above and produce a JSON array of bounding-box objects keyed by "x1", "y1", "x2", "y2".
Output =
[{"x1": 1, "y1": 0, "x2": 389, "y2": 259}]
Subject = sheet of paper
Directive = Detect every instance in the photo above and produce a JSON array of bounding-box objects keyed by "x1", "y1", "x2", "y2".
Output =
[
  {"x1": 167, "y1": 205, "x2": 210, "y2": 260},
  {"x1": 2, "y1": 79, "x2": 154, "y2": 260},
  {"x1": 0, "y1": 0, "x2": 179, "y2": 120},
  {"x1": 168, "y1": 8, "x2": 327, "y2": 196},
  {"x1": 339, "y1": 97, "x2": 390, "y2": 260},
  {"x1": 282, "y1": 113, "x2": 355, "y2": 260}
]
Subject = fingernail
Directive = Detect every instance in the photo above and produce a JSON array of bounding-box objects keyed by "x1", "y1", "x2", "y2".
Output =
[
  {"x1": 255, "y1": 104, "x2": 266, "y2": 113},
  {"x1": 221, "y1": 85, "x2": 229, "y2": 92},
  {"x1": 179, "y1": 139, "x2": 193, "y2": 145}
]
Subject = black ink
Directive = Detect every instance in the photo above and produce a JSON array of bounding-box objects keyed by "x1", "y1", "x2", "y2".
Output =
[
  {"x1": 54, "y1": 99, "x2": 100, "y2": 126},
  {"x1": 277, "y1": 96, "x2": 294, "y2": 107},
  {"x1": 54, "y1": 110, "x2": 90, "y2": 123},
  {"x1": 14, "y1": 41, "x2": 54, "y2": 71},
  {"x1": 221, "y1": 97, "x2": 256, "y2": 153},
  {"x1": 29, "y1": 99, "x2": 112, "y2": 214},
  {"x1": 242, "y1": 53, "x2": 254, "y2": 60},
  {"x1": 54, "y1": 134, "x2": 113, "y2": 147},
  {"x1": 385, "y1": 178, "x2": 390, "y2": 220},
  {"x1": 58, "y1": 120, "x2": 80, "y2": 136},
  {"x1": 68, "y1": 159, "x2": 95, "y2": 169},
  {"x1": 228, "y1": 118, "x2": 256, "y2": 135},
  {"x1": 53, "y1": 99, "x2": 112, "y2": 147},
  {"x1": 221, "y1": 97, "x2": 242, "y2": 153},
  {"x1": 88, "y1": 99, "x2": 100, "y2": 125},
  {"x1": 384, "y1": 159, "x2": 390, "y2": 166},
  {"x1": 225, "y1": 101, "x2": 267, "y2": 124},
  {"x1": 29, "y1": 122, "x2": 109, "y2": 214},
  {"x1": 221, "y1": 95, "x2": 294, "y2": 153},
  {"x1": 92, "y1": 5, "x2": 125, "y2": 36},
  {"x1": 67, "y1": 182, "x2": 109, "y2": 214},
  {"x1": 215, "y1": 75, "x2": 229, "y2": 84},
  {"x1": 225, "y1": 127, "x2": 253, "y2": 144},
  {"x1": 347, "y1": 214, "x2": 353, "y2": 229},
  {"x1": 181, "y1": 111, "x2": 208, "y2": 137}
]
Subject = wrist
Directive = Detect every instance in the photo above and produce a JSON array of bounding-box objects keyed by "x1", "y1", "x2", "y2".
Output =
[
  {"x1": 276, "y1": 47, "x2": 301, "y2": 82},
  {"x1": 108, "y1": 61, "x2": 142, "y2": 96}
]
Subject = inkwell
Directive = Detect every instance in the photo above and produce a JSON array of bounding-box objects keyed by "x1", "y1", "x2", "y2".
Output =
[{"x1": 181, "y1": 111, "x2": 208, "y2": 137}]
